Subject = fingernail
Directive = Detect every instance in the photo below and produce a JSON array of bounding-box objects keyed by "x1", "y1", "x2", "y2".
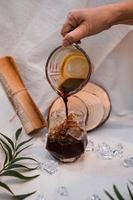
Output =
[{"x1": 63, "y1": 39, "x2": 71, "y2": 47}]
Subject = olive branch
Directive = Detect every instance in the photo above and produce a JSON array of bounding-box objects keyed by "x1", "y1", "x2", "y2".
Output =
[{"x1": 0, "y1": 128, "x2": 39, "y2": 199}]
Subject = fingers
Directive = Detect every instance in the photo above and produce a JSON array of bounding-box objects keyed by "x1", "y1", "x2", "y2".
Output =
[
  {"x1": 62, "y1": 22, "x2": 89, "y2": 46},
  {"x1": 61, "y1": 10, "x2": 88, "y2": 46},
  {"x1": 61, "y1": 12, "x2": 78, "y2": 37},
  {"x1": 61, "y1": 23, "x2": 73, "y2": 37},
  {"x1": 62, "y1": 38, "x2": 81, "y2": 47}
]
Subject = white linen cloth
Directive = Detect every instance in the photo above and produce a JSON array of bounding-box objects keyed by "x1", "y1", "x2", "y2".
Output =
[{"x1": 0, "y1": 0, "x2": 133, "y2": 199}]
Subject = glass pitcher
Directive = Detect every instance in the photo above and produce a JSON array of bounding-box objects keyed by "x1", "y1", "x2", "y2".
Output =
[{"x1": 45, "y1": 44, "x2": 92, "y2": 97}]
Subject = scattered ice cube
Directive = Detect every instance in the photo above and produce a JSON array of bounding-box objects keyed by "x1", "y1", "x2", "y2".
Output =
[
  {"x1": 86, "y1": 140, "x2": 95, "y2": 152},
  {"x1": 90, "y1": 194, "x2": 101, "y2": 200},
  {"x1": 113, "y1": 144, "x2": 123, "y2": 158},
  {"x1": 86, "y1": 194, "x2": 101, "y2": 200},
  {"x1": 36, "y1": 194, "x2": 46, "y2": 200},
  {"x1": 96, "y1": 143, "x2": 113, "y2": 160},
  {"x1": 38, "y1": 159, "x2": 59, "y2": 174},
  {"x1": 123, "y1": 157, "x2": 133, "y2": 168},
  {"x1": 117, "y1": 144, "x2": 123, "y2": 151},
  {"x1": 113, "y1": 149, "x2": 120, "y2": 157},
  {"x1": 57, "y1": 186, "x2": 69, "y2": 197},
  {"x1": 96, "y1": 142, "x2": 124, "y2": 160}
]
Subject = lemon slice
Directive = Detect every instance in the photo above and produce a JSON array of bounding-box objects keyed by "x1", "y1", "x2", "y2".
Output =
[{"x1": 61, "y1": 54, "x2": 90, "y2": 79}]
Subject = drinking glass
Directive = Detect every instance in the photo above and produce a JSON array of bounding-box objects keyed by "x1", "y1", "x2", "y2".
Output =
[{"x1": 46, "y1": 96, "x2": 88, "y2": 162}]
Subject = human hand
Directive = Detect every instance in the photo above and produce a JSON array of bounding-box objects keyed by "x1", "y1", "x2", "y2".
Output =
[{"x1": 61, "y1": 5, "x2": 117, "y2": 46}]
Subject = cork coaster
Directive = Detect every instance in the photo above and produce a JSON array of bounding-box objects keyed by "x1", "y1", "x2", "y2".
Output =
[
  {"x1": 82, "y1": 82, "x2": 111, "y2": 125},
  {"x1": 75, "y1": 91, "x2": 104, "y2": 131}
]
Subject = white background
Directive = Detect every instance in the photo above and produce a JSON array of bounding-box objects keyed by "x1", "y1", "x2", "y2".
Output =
[{"x1": 0, "y1": 0, "x2": 133, "y2": 199}]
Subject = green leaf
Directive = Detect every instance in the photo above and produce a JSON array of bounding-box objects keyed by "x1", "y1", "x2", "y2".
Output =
[
  {"x1": 113, "y1": 185, "x2": 124, "y2": 200},
  {"x1": 0, "y1": 142, "x2": 8, "y2": 165},
  {"x1": 0, "y1": 170, "x2": 39, "y2": 180},
  {"x1": 104, "y1": 190, "x2": 115, "y2": 200},
  {"x1": 0, "y1": 181, "x2": 36, "y2": 200},
  {"x1": 0, "y1": 133, "x2": 14, "y2": 150},
  {"x1": 127, "y1": 184, "x2": 133, "y2": 199},
  {"x1": 7, "y1": 164, "x2": 38, "y2": 171},
  {"x1": 0, "y1": 138, "x2": 12, "y2": 161},
  {"x1": 16, "y1": 138, "x2": 33, "y2": 151},
  {"x1": 0, "y1": 181, "x2": 14, "y2": 195},
  {"x1": 12, "y1": 191, "x2": 36, "y2": 200},
  {"x1": 130, "y1": 181, "x2": 133, "y2": 186},
  {"x1": 15, "y1": 128, "x2": 22, "y2": 141},
  {"x1": 0, "y1": 129, "x2": 39, "y2": 200},
  {"x1": 11, "y1": 157, "x2": 38, "y2": 164},
  {"x1": 15, "y1": 145, "x2": 32, "y2": 158}
]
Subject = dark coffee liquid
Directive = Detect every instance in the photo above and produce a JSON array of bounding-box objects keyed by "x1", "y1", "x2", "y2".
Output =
[
  {"x1": 46, "y1": 77, "x2": 88, "y2": 162},
  {"x1": 63, "y1": 97, "x2": 68, "y2": 119},
  {"x1": 58, "y1": 91, "x2": 68, "y2": 119},
  {"x1": 59, "y1": 78, "x2": 85, "y2": 118},
  {"x1": 59, "y1": 78, "x2": 85, "y2": 94},
  {"x1": 46, "y1": 115, "x2": 88, "y2": 161}
]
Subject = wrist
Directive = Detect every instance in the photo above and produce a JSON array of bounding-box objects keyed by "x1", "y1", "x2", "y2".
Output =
[
  {"x1": 98, "y1": 4, "x2": 123, "y2": 29},
  {"x1": 110, "y1": 1, "x2": 133, "y2": 25}
]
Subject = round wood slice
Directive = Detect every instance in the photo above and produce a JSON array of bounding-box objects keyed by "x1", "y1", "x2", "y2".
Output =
[
  {"x1": 82, "y1": 82, "x2": 111, "y2": 124},
  {"x1": 75, "y1": 91, "x2": 104, "y2": 131},
  {"x1": 48, "y1": 96, "x2": 88, "y2": 129}
]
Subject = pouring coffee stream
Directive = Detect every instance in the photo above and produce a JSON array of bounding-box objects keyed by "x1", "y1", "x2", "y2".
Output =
[
  {"x1": 45, "y1": 45, "x2": 92, "y2": 162},
  {"x1": 57, "y1": 48, "x2": 91, "y2": 119}
]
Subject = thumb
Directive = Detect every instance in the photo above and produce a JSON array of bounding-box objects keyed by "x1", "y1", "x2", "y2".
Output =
[{"x1": 62, "y1": 22, "x2": 89, "y2": 46}]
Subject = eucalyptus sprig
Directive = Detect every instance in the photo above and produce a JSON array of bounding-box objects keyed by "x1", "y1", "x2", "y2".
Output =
[
  {"x1": 105, "y1": 181, "x2": 133, "y2": 200},
  {"x1": 0, "y1": 128, "x2": 39, "y2": 199}
]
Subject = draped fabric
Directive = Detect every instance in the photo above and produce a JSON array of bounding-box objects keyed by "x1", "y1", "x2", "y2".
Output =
[{"x1": 0, "y1": 1, "x2": 133, "y2": 199}]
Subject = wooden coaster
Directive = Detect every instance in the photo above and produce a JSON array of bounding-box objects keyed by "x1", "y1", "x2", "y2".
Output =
[
  {"x1": 82, "y1": 82, "x2": 111, "y2": 125},
  {"x1": 75, "y1": 91, "x2": 104, "y2": 131}
]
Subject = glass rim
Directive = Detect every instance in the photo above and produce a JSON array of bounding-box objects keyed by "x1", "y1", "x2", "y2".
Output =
[{"x1": 45, "y1": 44, "x2": 92, "y2": 96}]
